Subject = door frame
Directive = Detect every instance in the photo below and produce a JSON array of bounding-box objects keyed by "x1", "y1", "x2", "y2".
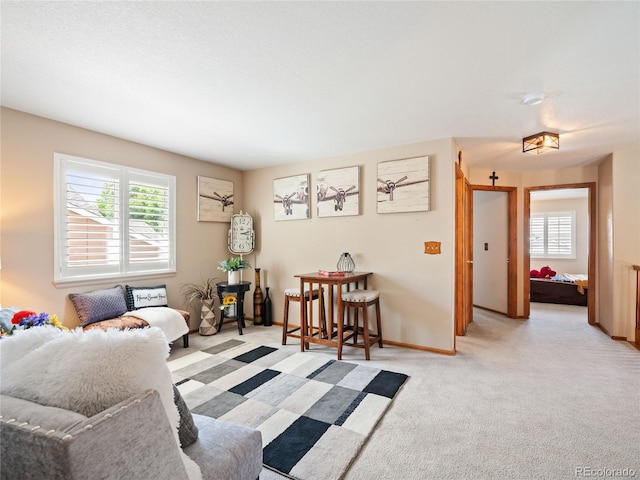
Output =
[
  {"x1": 455, "y1": 165, "x2": 473, "y2": 337},
  {"x1": 471, "y1": 185, "x2": 518, "y2": 318},
  {"x1": 523, "y1": 183, "x2": 596, "y2": 323}
]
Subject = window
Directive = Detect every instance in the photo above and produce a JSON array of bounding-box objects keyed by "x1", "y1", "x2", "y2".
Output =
[
  {"x1": 54, "y1": 153, "x2": 176, "y2": 283},
  {"x1": 530, "y1": 211, "x2": 576, "y2": 259}
]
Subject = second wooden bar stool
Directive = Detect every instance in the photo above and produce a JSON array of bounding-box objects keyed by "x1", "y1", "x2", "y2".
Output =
[
  {"x1": 341, "y1": 289, "x2": 383, "y2": 360},
  {"x1": 282, "y1": 287, "x2": 327, "y2": 346}
]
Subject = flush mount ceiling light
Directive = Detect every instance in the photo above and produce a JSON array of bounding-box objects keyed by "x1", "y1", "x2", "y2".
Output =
[
  {"x1": 522, "y1": 93, "x2": 545, "y2": 106},
  {"x1": 522, "y1": 131, "x2": 560, "y2": 154}
]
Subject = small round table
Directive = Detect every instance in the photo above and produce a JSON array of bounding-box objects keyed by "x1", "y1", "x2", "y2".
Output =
[{"x1": 216, "y1": 281, "x2": 252, "y2": 335}]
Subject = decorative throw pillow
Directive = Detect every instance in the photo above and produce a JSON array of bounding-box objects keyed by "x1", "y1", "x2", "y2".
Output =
[
  {"x1": 0, "y1": 326, "x2": 202, "y2": 480},
  {"x1": 173, "y1": 384, "x2": 199, "y2": 447},
  {"x1": 69, "y1": 285, "x2": 128, "y2": 326},
  {"x1": 125, "y1": 285, "x2": 168, "y2": 311}
]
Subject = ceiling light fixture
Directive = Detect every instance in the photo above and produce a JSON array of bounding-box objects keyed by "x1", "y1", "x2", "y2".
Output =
[
  {"x1": 522, "y1": 131, "x2": 559, "y2": 154},
  {"x1": 522, "y1": 93, "x2": 545, "y2": 106}
]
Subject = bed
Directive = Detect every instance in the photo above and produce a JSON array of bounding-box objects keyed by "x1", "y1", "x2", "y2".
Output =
[{"x1": 530, "y1": 273, "x2": 588, "y2": 306}]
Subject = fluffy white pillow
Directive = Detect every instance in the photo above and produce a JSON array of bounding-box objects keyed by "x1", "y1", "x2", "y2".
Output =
[{"x1": 0, "y1": 326, "x2": 201, "y2": 480}]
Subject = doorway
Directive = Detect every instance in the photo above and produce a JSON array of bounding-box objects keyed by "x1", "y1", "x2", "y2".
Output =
[
  {"x1": 524, "y1": 183, "x2": 596, "y2": 324},
  {"x1": 472, "y1": 185, "x2": 518, "y2": 318},
  {"x1": 473, "y1": 190, "x2": 509, "y2": 314}
]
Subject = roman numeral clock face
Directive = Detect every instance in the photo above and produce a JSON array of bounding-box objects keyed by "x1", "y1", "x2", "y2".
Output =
[{"x1": 228, "y1": 213, "x2": 254, "y2": 254}]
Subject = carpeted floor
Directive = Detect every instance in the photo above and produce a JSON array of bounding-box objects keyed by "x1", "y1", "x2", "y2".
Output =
[{"x1": 169, "y1": 303, "x2": 640, "y2": 480}]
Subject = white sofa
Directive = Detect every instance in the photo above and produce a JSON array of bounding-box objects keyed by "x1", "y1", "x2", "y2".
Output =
[
  {"x1": 0, "y1": 389, "x2": 262, "y2": 480},
  {"x1": 0, "y1": 326, "x2": 262, "y2": 480}
]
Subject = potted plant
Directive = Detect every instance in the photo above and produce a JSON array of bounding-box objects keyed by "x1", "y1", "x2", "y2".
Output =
[
  {"x1": 218, "y1": 257, "x2": 251, "y2": 285},
  {"x1": 181, "y1": 277, "x2": 219, "y2": 336}
]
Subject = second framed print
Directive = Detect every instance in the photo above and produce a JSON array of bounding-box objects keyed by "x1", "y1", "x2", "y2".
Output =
[
  {"x1": 273, "y1": 174, "x2": 310, "y2": 221},
  {"x1": 317, "y1": 166, "x2": 360, "y2": 217},
  {"x1": 377, "y1": 156, "x2": 430, "y2": 213}
]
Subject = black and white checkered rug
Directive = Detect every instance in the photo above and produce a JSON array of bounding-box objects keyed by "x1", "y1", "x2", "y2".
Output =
[{"x1": 169, "y1": 339, "x2": 408, "y2": 480}]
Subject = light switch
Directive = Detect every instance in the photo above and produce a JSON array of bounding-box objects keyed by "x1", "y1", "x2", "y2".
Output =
[{"x1": 424, "y1": 241, "x2": 441, "y2": 255}]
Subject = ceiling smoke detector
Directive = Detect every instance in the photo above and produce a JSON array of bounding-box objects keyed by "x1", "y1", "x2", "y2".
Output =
[{"x1": 522, "y1": 93, "x2": 545, "y2": 106}]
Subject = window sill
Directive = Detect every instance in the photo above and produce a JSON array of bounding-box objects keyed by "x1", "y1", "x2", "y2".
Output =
[{"x1": 53, "y1": 270, "x2": 177, "y2": 289}]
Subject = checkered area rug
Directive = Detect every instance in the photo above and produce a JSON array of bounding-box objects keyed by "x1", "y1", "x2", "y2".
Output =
[{"x1": 169, "y1": 339, "x2": 408, "y2": 480}]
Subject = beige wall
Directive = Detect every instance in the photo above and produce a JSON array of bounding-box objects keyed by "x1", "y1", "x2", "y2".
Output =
[
  {"x1": 3, "y1": 105, "x2": 635, "y2": 346},
  {"x1": 597, "y1": 156, "x2": 614, "y2": 335},
  {"x1": 611, "y1": 148, "x2": 640, "y2": 340},
  {"x1": 243, "y1": 139, "x2": 457, "y2": 353},
  {"x1": 0, "y1": 108, "x2": 243, "y2": 330}
]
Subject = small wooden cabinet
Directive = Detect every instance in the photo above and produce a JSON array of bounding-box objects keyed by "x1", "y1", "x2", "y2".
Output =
[{"x1": 216, "y1": 281, "x2": 251, "y2": 335}]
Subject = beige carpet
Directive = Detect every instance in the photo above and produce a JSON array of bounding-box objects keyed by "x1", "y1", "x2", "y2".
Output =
[{"x1": 170, "y1": 303, "x2": 640, "y2": 480}]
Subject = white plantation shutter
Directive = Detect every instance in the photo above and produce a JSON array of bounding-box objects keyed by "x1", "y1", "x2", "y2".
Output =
[
  {"x1": 127, "y1": 172, "x2": 173, "y2": 272},
  {"x1": 530, "y1": 211, "x2": 576, "y2": 259},
  {"x1": 54, "y1": 154, "x2": 176, "y2": 283},
  {"x1": 529, "y1": 215, "x2": 545, "y2": 257}
]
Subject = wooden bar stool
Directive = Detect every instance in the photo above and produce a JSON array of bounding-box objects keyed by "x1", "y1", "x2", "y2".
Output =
[
  {"x1": 282, "y1": 287, "x2": 327, "y2": 345},
  {"x1": 341, "y1": 289, "x2": 383, "y2": 360}
]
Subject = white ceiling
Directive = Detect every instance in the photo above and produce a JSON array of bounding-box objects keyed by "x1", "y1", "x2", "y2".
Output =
[{"x1": 1, "y1": 1, "x2": 638, "y2": 172}]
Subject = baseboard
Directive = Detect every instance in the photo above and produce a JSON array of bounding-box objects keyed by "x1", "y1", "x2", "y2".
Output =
[
  {"x1": 473, "y1": 304, "x2": 520, "y2": 319},
  {"x1": 595, "y1": 322, "x2": 628, "y2": 341},
  {"x1": 272, "y1": 322, "x2": 455, "y2": 355},
  {"x1": 379, "y1": 339, "x2": 456, "y2": 356}
]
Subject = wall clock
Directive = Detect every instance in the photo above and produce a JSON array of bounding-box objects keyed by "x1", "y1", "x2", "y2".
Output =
[{"x1": 228, "y1": 211, "x2": 255, "y2": 254}]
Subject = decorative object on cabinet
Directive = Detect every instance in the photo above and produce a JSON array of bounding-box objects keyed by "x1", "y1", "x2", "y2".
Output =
[
  {"x1": 273, "y1": 173, "x2": 310, "y2": 221},
  {"x1": 180, "y1": 277, "x2": 219, "y2": 336},
  {"x1": 337, "y1": 252, "x2": 356, "y2": 272},
  {"x1": 263, "y1": 287, "x2": 273, "y2": 326},
  {"x1": 220, "y1": 294, "x2": 238, "y2": 317},
  {"x1": 228, "y1": 211, "x2": 254, "y2": 254},
  {"x1": 377, "y1": 156, "x2": 430, "y2": 213},
  {"x1": 197, "y1": 176, "x2": 234, "y2": 222},
  {"x1": 253, "y1": 268, "x2": 264, "y2": 325},
  {"x1": 218, "y1": 257, "x2": 251, "y2": 285},
  {"x1": 316, "y1": 165, "x2": 360, "y2": 217}
]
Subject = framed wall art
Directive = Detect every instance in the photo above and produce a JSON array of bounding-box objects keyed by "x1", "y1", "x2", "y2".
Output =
[
  {"x1": 377, "y1": 156, "x2": 430, "y2": 214},
  {"x1": 273, "y1": 174, "x2": 310, "y2": 221},
  {"x1": 197, "y1": 176, "x2": 234, "y2": 222},
  {"x1": 316, "y1": 165, "x2": 360, "y2": 217}
]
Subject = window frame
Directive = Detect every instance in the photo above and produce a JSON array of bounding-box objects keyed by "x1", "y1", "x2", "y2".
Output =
[
  {"x1": 54, "y1": 153, "x2": 176, "y2": 285},
  {"x1": 529, "y1": 210, "x2": 576, "y2": 260}
]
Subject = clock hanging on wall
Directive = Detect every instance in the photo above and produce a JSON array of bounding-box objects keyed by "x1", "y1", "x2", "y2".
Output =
[{"x1": 228, "y1": 211, "x2": 255, "y2": 254}]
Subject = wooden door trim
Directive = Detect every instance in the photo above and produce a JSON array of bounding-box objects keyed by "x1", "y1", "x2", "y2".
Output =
[
  {"x1": 471, "y1": 185, "x2": 518, "y2": 318},
  {"x1": 455, "y1": 166, "x2": 465, "y2": 337},
  {"x1": 524, "y1": 183, "x2": 596, "y2": 323}
]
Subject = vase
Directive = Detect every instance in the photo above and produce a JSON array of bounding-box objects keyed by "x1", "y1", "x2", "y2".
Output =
[
  {"x1": 253, "y1": 268, "x2": 263, "y2": 325},
  {"x1": 263, "y1": 287, "x2": 272, "y2": 327},
  {"x1": 199, "y1": 298, "x2": 217, "y2": 336},
  {"x1": 228, "y1": 270, "x2": 241, "y2": 285},
  {"x1": 337, "y1": 252, "x2": 356, "y2": 272},
  {"x1": 224, "y1": 304, "x2": 237, "y2": 318}
]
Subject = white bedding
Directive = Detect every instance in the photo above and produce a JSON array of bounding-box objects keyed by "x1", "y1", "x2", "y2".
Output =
[{"x1": 122, "y1": 307, "x2": 188, "y2": 342}]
